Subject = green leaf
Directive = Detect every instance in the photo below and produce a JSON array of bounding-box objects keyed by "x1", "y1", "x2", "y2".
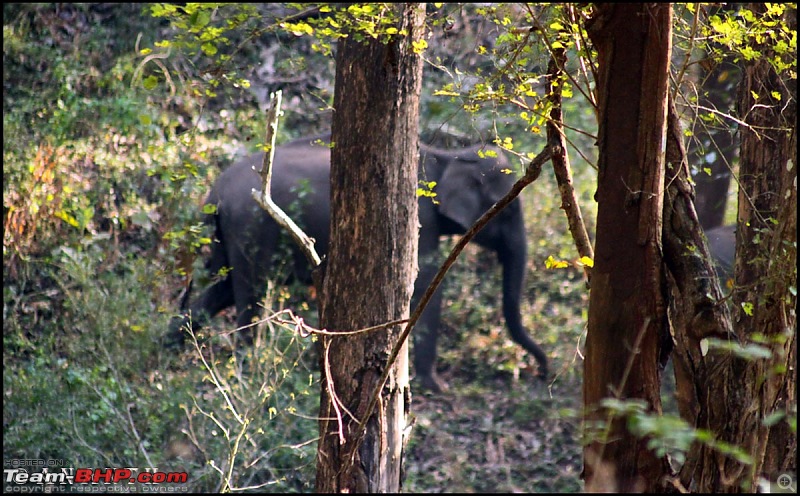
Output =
[
  {"x1": 142, "y1": 75, "x2": 158, "y2": 90},
  {"x1": 705, "y1": 338, "x2": 772, "y2": 360},
  {"x1": 201, "y1": 42, "x2": 218, "y2": 56},
  {"x1": 762, "y1": 411, "x2": 786, "y2": 427}
]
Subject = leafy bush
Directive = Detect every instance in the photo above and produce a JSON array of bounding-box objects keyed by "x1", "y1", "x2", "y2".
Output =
[{"x1": 4, "y1": 4, "x2": 321, "y2": 493}]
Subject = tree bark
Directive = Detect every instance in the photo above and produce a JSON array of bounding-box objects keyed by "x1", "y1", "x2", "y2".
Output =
[
  {"x1": 314, "y1": 3, "x2": 425, "y2": 493},
  {"x1": 583, "y1": 4, "x2": 674, "y2": 492},
  {"x1": 729, "y1": 3, "x2": 796, "y2": 485},
  {"x1": 665, "y1": 4, "x2": 796, "y2": 492}
]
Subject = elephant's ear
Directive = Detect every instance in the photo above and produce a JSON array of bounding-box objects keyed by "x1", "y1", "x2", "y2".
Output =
[{"x1": 437, "y1": 159, "x2": 487, "y2": 231}]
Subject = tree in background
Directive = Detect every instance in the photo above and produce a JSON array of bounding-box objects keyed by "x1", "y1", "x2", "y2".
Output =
[
  {"x1": 314, "y1": 3, "x2": 425, "y2": 492},
  {"x1": 680, "y1": 4, "x2": 742, "y2": 231},
  {"x1": 727, "y1": 2, "x2": 796, "y2": 485},
  {"x1": 583, "y1": 3, "x2": 796, "y2": 491},
  {"x1": 667, "y1": 4, "x2": 796, "y2": 491}
]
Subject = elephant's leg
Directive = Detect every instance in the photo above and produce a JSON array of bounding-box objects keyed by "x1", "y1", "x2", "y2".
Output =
[
  {"x1": 229, "y1": 256, "x2": 269, "y2": 346},
  {"x1": 166, "y1": 276, "x2": 235, "y2": 348},
  {"x1": 412, "y1": 232, "x2": 449, "y2": 393}
]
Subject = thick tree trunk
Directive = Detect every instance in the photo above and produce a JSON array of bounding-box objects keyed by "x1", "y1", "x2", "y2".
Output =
[
  {"x1": 314, "y1": 4, "x2": 425, "y2": 493},
  {"x1": 583, "y1": 4, "x2": 673, "y2": 492},
  {"x1": 728, "y1": 3, "x2": 796, "y2": 485},
  {"x1": 665, "y1": 4, "x2": 796, "y2": 492}
]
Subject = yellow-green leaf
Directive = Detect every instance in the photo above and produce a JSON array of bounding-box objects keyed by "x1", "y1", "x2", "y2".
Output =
[
  {"x1": 201, "y1": 42, "x2": 217, "y2": 56},
  {"x1": 412, "y1": 39, "x2": 428, "y2": 54},
  {"x1": 142, "y1": 75, "x2": 158, "y2": 90},
  {"x1": 434, "y1": 89, "x2": 460, "y2": 97},
  {"x1": 545, "y1": 255, "x2": 570, "y2": 269}
]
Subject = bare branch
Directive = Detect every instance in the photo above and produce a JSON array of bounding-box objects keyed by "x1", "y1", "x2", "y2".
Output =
[{"x1": 251, "y1": 90, "x2": 322, "y2": 268}]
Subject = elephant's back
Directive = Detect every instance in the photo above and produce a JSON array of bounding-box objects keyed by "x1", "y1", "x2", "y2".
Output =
[
  {"x1": 208, "y1": 140, "x2": 331, "y2": 210},
  {"x1": 205, "y1": 140, "x2": 332, "y2": 259}
]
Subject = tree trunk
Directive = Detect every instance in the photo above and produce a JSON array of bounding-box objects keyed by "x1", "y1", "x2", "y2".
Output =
[
  {"x1": 583, "y1": 4, "x2": 674, "y2": 492},
  {"x1": 665, "y1": 4, "x2": 796, "y2": 492},
  {"x1": 689, "y1": 57, "x2": 739, "y2": 230},
  {"x1": 314, "y1": 4, "x2": 425, "y2": 493},
  {"x1": 728, "y1": 2, "x2": 796, "y2": 485}
]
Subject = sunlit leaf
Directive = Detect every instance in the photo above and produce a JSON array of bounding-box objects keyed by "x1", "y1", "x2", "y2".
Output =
[{"x1": 545, "y1": 255, "x2": 570, "y2": 269}]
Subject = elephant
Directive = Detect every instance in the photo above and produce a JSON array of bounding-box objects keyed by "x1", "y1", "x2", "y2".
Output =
[{"x1": 169, "y1": 134, "x2": 548, "y2": 392}]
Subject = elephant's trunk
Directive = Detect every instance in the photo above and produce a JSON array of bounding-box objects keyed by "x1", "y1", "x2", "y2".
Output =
[{"x1": 498, "y1": 220, "x2": 549, "y2": 377}]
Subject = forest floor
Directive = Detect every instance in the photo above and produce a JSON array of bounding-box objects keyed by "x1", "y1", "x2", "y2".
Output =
[
  {"x1": 401, "y1": 231, "x2": 589, "y2": 493},
  {"x1": 403, "y1": 324, "x2": 585, "y2": 493}
]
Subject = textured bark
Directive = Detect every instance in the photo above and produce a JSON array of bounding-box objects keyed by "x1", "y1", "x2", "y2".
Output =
[
  {"x1": 727, "y1": 3, "x2": 796, "y2": 485},
  {"x1": 662, "y1": 97, "x2": 738, "y2": 492},
  {"x1": 583, "y1": 4, "x2": 673, "y2": 492},
  {"x1": 314, "y1": 4, "x2": 424, "y2": 493},
  {"x1": 665, "y1": 4, "x2": 796, "y2": 492}
]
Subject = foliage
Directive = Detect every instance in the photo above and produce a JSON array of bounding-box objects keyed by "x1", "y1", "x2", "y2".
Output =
[
  {"x1": 170, "y1": 295, "x2": 320, "y2": 492},
  {"x1": 695, "y1": 3, "x2": 796, "y2": 74},
  {"x1": 3, "y1": 4, "x2": 319, "y2": 493},
  {"x1": 4, "y1": 249, "x2": 319, "y2": 492},
  {"x1": 4, "y1": 2, "x2": 796, "y2": 493}
]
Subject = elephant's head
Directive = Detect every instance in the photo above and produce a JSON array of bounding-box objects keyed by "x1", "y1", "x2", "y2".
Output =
[
  {"x1": 415, "y1": 144, "x2": 548, "y2": 384},
  {"x1": 429, "y1": 145, "x2": 518, "y2": 241}
]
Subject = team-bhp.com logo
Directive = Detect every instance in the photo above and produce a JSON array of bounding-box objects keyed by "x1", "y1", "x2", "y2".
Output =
[{"x1": 4, "y1": 460, "x2": 188, "y2": 493}]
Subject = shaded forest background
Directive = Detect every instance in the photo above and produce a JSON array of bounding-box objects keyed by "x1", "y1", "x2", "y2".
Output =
[{"x1": 4, "y1": 3, "x2": 781, "y2": 493}]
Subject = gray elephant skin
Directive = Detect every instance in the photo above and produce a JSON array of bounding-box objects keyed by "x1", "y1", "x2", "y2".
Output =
[{"x1": 170, "y1": 134, "x2": 548, "y2": 392}]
